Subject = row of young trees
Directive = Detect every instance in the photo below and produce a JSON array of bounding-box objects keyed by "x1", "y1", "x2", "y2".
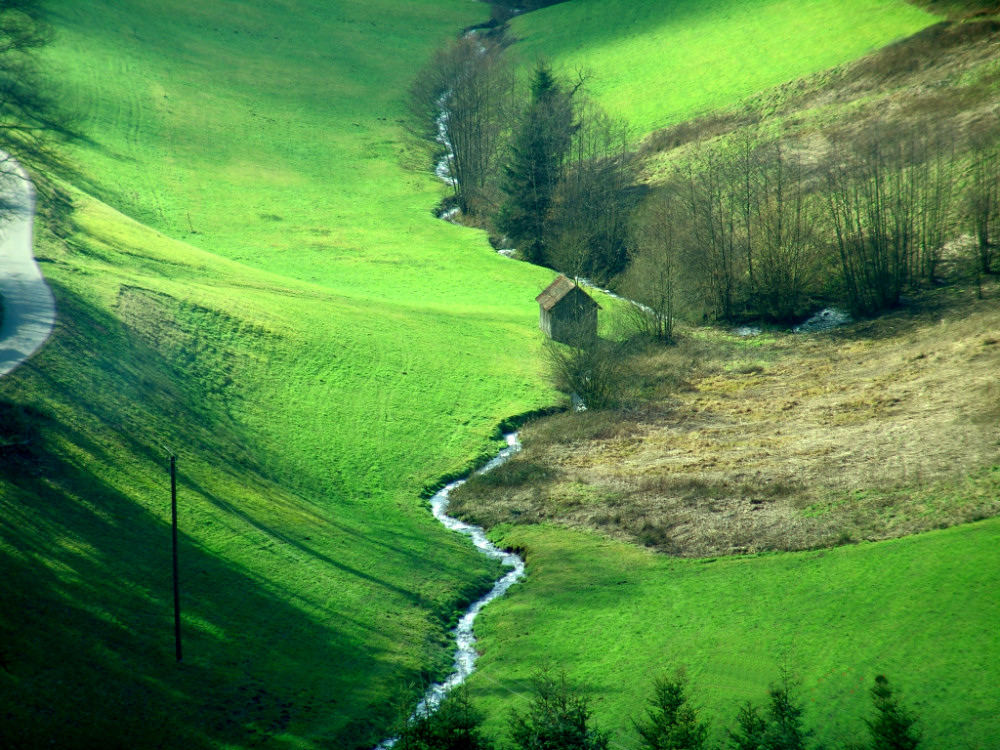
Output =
[
  {"x1": 392, "y1": 668, "x2": 922, "y2": 750},
  {"x1": 625, "y1": 121, "x2": 1000, "y2": 335},
  {"x1": 410, "y1": 35, "x2": 641, "y2": 282}
]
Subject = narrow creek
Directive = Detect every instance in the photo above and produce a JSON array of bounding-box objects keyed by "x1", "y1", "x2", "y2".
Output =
[
  {"x1": 375, "y1": 435, "x2": 525, "y2": 748},
  {"x1": 379, "y1": 26, "x2": 854, "y2": 740},
  {"x1": 373, "y1": 35, "x2": 537, "y2": 743}
]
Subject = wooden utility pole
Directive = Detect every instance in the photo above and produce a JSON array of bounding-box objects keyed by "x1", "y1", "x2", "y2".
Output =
[{"x1": 170, "y1": 454, "x2": 182, "y2": 663}]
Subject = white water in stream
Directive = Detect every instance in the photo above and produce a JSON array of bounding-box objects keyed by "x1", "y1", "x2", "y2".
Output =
[
  {"x1": 374, "y1": 434, "x2": 525, "y2": 749},
  {"x1": 434, "y1": 91, "x2": 457, "y2": 190},
  {"x1": 374, "y1": 63, "x2": 532, "y2": 748}
]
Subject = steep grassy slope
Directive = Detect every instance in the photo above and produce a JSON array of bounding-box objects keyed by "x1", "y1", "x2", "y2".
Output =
[
  {"x1": 640, "y1": 16, "x2": 1000, "y2": 173},
  {"x1": 509, "y1": 0, "x2": 938, "y2": 132},
  {"x1": 43, "y1": 0, "x2": 537, "y2": 299},
  {"x1": 0, "y1": 190, "x2": 561, "y2": 749},
  {"x1": 1, "y1": 1, "x2": 562, "y2": 747}
]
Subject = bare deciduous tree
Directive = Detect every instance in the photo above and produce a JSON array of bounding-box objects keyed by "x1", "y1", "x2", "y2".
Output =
[
  {"x1": 910, "y1": 130, "x2": 955, "y2": 283},
  {"x1": 547, "y1": 105, "x2": 642, "y2": 282},
  {"x1": 823, "y1": 128, "x2": 911, "y2": 316},
  {"x1": 964, "y1": 125, "x2": 1000, "y2": 276},
  {"x1": 409, "y1": 34, "x2": 516, "y2": 215},
  {"x1": 544, "y1": 321, "x2": 630, "y2": 410},
  {"x1": 675, "y1": 147, "x2": 743, "y2": 320},
  {"x1": 623, "y1": 187, "x2": 684, "y2": 342},
  {"x1": 750, "y1": 142, "x2": 821, "y2": 321},
  {"x1": 822, "y1": 124, "x2": 963, "y2": 315}
]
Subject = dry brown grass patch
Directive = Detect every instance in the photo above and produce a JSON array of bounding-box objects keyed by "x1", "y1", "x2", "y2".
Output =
[{"x1": 451, "y1": 284, "x2": 1000, "y2": 557}]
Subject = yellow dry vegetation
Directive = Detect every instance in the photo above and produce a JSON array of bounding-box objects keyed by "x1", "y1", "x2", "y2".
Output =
[{"x1": 451, "y1": 283, "x2": 1000, "y2": 556}]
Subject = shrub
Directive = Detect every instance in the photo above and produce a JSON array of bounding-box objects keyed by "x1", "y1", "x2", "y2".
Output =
[
  {"x1": 508, "y1": 669, "x2": 610, "y2": 750},
  {"x1": 728, "y1": 702, "x2": 768, "y2": 750},
  {"x1": 726, "y1": 670, "x2": 811, "y2": 750},
  {"x1": 634, "y1": 668, "x2": 710, "y2": 750},
  {"x1": 396, "y1": 687, "x2": 495, "y2": 750},
  {"x1": 866, "y1": 675, "x2": 921, "y2": 750},
  {"x1": 544, "y1": 334, "x2": 632, "y2": 410}
]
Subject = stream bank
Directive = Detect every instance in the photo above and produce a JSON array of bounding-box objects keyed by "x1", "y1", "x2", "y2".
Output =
[{"x1": 375, "y1": 435, "x2": 525, "y2": 749}]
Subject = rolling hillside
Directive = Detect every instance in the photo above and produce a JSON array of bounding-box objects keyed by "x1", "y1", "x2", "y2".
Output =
[
  {"x1": 2, "y1": 0, "x2": 996, "y2": 748},
  {"x1": 457, "y1": 2, "x2": 1000, "y2": 747},
  {"x1": 508, "y1": 0, "x2": 936, "y2": 132},
  {"x1": 2, "y1": 1, "x2": 559, "y2": 747}
]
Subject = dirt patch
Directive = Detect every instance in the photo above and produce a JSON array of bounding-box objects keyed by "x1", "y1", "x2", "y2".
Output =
[{"x1": 450, "y1": 284, "x2": 1000, "y2": 556}]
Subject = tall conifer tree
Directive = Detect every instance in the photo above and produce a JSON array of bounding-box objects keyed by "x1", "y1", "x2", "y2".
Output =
[
  {"x1": 498, "y1": 61, "x2": 576, "y2": 265},
  {"x1": 866, "y1": 675, "x2": 920, "y2": 750}
]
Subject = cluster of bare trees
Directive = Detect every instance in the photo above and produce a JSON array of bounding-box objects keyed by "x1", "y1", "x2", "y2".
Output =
[
  {"x1": 547, "y1": 104, "x2": 643, "y2": 279},
  {"x1": 408, "y1": 35, "x2": 517, "y2": 216},
  {"x1": 823, "y1": 127, "x2": 961, "y2": 315},
  {"x1": 624, "y1": 136, "x2": 823, "y2": 331},
  {"x1": 411, "y1": 39, "x2": 641, "y2": 282},
  {"x1": 627, "y1": 120, "x2": 1000, "y2": 328},
  {"x1": 623, "y1": 192, "x2": 683, "y2": 341},
  {"x1": 412, "y1": 33, "x2": 997, "y2": 333}
]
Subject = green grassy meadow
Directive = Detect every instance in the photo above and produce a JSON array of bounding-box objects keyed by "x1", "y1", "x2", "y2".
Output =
[
  {"x1": 469, "y1": 520, "x2": 1000, "y2": 748},
  {"x1": 0, "y1": 189, "x2": 558, "y2": 748},
  {"x1": 2, "y1": 0, "x2": 996, "y2": 748},
  {"x1": 509, "y1": 0, "x2": 937, "y2": 133}
]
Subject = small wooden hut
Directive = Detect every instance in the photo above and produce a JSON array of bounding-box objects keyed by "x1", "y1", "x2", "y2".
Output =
[{"x1": 535, "y1": 274, "x2": 600, "y2": 345}]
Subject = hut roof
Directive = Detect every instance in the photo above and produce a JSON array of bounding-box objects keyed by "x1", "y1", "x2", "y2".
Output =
[{"x1": 535, "y1": 274, "x2": 601, "y2": 312}]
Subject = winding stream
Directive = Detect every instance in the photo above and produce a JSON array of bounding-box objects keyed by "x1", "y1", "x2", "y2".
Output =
[
  {"x1": 374, "y1": 34, "x2": 532, "y2": 741},
  {"x1": 378, "y1": 36, "x2": 854, "y2": 739},
  {"x1": 374, "y1": 51, "x2": 532, "y2": 745},
  {"x1": 374, "y1": 434, "x2": 525, "y2": 748},
  {"x1": 434, "y1": 91, "x2": 458, "y2": 193}
]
